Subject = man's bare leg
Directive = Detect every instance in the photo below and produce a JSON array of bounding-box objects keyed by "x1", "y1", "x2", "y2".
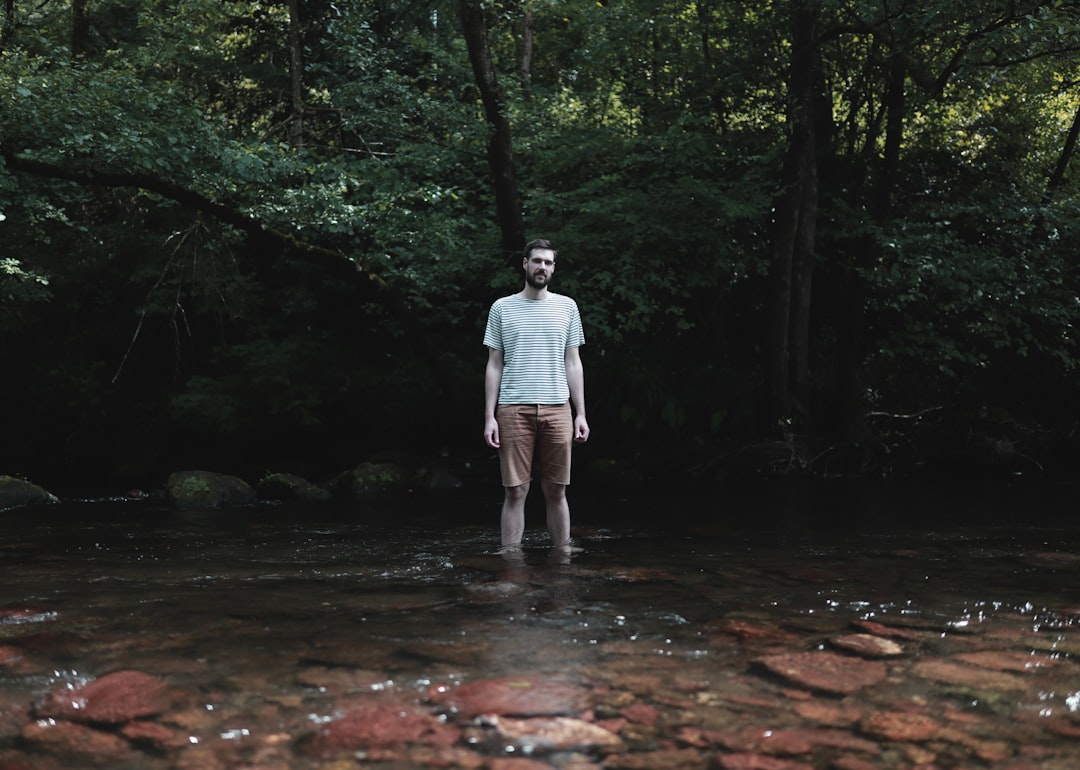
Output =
[
  {"x1": 501, "y1": 482, "x2": 530, "y2": 546},
  {"x1": 541, "y1": 480, "x2": 571, "y2": 546}
]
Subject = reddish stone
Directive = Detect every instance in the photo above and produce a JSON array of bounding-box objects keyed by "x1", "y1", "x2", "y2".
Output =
[
  {"x1": 601, "y1": 567, "x2": 677, "y2": 583},
  {"x1": 709, "y1": 619, "x2": 802, "y2": 646},
  {"x1": 603, "y1": 747, "x2": 709, "y2": 769},
  {"x1": 429, "y1": 676, "x2": 590, "y2": 719},
  {"x1": 365, "y1": 744, "x2": 488, "y2": 767},
  {"x1": 849, "y1": 619, "x2": 925, "y2": 640},
  {"x1": 860, "y1": 711, "x2": 944, "y2": 742},
  {"x1": 792, "y1": 700, "x2": 862, "y2": 727},
  {"x1": 119, "y1": 719, "x2": 191, "y2": 750},
  {"x1": 594, "y1": 719, "x2": 623, "y2": 734},
  {"x1": 0, "y1": 645, "x2": 41, "y2": 676},
  {"x1": 21, "y1": 719, "x2": 134, "y2": 765},
  {"x1": 654, "y1": 694, "x2": 698, "y2": 709},
  {"x1": 1047, "y1": 719, "x2": 1080, "y2": 738},
  {"x1": 34, "y1": 670, "x2": 174, "y2": 724},
  {"x1": 301, "y1": 702, "x2": 459, "y2": 756},
  {"x1": 467, "y1": 715, "x2": 622, "y2": 753},
  {"x1": 828, "y1": 634, "x2": 904, "y2": 658},
  {"x1": 676, "y1": 725, "x2": 711, "y2": 747},
  {"x1": 911, "y1": 659, "x2": 1027, "y2": 691},
  {"x1": 754, "y1": 652, "x2": 887, "y2": 695},
  {"x1": 0, "y1": 646, "x2": 23, "y2": 667},
  {"x1": 830, "y1": 756, "x2": 881, "y2": 770},
  {"x1": 295, "y1": 666, "x2": 393, "y2": 694},
  {"x1": 953, "y1": 650, "x2": 1054, "y2": 673},
  {"x1": 619, "y1": 701, "x2": 659, "y2": 726},
  {"x1": 713, "y1": 727, "x2": 879, "y2": 756},
  {"x1": 716, "y1": 753, "x2": 814, "y2": 770}
]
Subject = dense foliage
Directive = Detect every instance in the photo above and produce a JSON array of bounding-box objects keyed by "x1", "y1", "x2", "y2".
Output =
[{"x1": 2, "y1": 0, "x2": 1079, "y2": 491}]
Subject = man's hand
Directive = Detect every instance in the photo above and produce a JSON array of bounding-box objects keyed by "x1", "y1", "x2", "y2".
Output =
[
  {"x1": 573, "y1": 415, "x2": 590, "y2": 443},
  {"x1": 484, "y1": 416, "x2": 501, "y2": 448}
]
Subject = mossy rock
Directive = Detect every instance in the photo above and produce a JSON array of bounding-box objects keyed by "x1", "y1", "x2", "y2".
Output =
[
  {"x1": 166, "y1": 470, "x2": 256, "y2": 509},
  {"x1": 0, "y1": 475, "x2": 60, "y2": 511},
  {"x1": 337, "y1": 461, "x2": 411, "y2": 499},
  {"x1": 257, "y1": 473, "x2": 332, "y2": 502}
]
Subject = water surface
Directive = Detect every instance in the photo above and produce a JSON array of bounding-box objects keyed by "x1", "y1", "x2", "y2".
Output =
[{"x1": 2, "y1": 483, "x2": 1079, "y2": 768}]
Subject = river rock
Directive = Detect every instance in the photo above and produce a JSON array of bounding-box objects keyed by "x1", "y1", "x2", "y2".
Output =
[
  {"x1": 0, "y1": 475, "x2": 59, "y2": 511},
  {"x1": 717, "y1": 753, "x2": 815, "y2": 770},
  {"x1": 34, "y1": 670, "x2": 175, "y2": 724},
  {"x1": 429, "y1": 676, "x2": 591, "y2": 719},
  {"x1": 604, "y1": 747, "x2": 711, "y2": 770},
  {"x1": 713, "y1": 726, "x2": 881, "y2": 756},
  {"x1": 911, "y1": 658, "x2": 1028, "y2": 692},
  {"x1": 334, "y1": 461, "x2": 410, "y2": 499},
  {"x1": 299, "y1": 702, "x2": 459, "y2": 756},
  {"x1": 859, "y1": 710, "x2": 946, "y2": 742},
  {"x1": 165, "y1": 470, "x2": 256, "y2": 508},
  {"x1": 22, "y1": 718, "x2": 135, "y2": 765},
  {"x1": 754, "y1": 651, "x2": 888, "y2": 695},
  {"x1": 954, "y1": 649, "x2": 1059, "y2": 673},
  {"x1": 465, "y1": 714, "x2": 622, "y2": 753},
  {"x1": 256, "y1": 472, "x2": 332, "y2": 502},
  {"x1": 828, "y1": 633, "x2": 905, "y2": 658}
]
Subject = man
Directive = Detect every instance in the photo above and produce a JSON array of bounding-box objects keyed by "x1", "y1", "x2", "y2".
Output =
[{"x1": 483, "y1": 239, "x2": 590, "y2": 548}]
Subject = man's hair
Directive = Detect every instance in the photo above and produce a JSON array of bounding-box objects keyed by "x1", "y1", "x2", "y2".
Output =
[{"x1": 524, "y1": 238, "x2": 558, "y2": 260}]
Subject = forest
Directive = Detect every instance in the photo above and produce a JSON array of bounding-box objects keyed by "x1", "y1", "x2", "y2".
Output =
[{"x1": 2, "y1": 0, "x2": 1080, "y2": 496}]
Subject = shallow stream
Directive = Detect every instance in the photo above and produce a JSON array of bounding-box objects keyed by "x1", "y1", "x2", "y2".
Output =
[{"x1": 1, "y1": 481, "x2": 1079, "y2": 768}]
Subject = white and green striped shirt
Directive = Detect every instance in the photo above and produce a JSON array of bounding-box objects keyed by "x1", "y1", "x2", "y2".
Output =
[{"x1": 483, "y1": 293, "x2": 585, "y2": 405}]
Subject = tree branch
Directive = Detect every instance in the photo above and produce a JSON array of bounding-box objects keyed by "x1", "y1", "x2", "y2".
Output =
[{"x1": 1, "y1": 148, "x2": 386, "y2": 288}]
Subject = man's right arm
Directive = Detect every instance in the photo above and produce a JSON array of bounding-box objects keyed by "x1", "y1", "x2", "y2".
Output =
[{"x1": 484, "y1": 347, "x2": 504, "y2": 448}]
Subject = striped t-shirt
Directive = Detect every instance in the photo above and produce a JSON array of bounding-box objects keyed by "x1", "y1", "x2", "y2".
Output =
[{"x1": 483, "y1": 293, "x2": 585, "y2": 405}]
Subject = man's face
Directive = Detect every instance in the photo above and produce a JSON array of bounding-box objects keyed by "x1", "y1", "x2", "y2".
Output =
[{"x1": 524, "y1": 248, "x2": 556, "y2": 289}]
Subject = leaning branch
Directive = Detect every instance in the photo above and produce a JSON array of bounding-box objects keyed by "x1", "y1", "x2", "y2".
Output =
[{"x1": 0, "y1": 149, "x2": 386, "y2": 288}]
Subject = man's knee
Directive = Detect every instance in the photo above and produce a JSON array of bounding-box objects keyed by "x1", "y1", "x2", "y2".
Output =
[
  {"x1": 504, "y1": 482, "x2": 530, "y2": 503},
  {"x1": 540, "y1": 479, "x2": 567, "y2": 500}
]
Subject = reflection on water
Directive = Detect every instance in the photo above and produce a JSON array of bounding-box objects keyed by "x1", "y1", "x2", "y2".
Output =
[{"x1": 1, "y1": 484, "x2": 1079, "y2": 768}]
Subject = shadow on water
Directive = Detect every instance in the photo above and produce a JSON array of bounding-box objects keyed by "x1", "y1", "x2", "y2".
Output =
[{"x1": 1, "y1": 478, "x2": 1080, "y2": 768}]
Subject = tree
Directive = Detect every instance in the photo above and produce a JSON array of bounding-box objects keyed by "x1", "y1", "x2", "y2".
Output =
[{"x1": 457, "y1": 0, "x2": 525, "y2": 260}]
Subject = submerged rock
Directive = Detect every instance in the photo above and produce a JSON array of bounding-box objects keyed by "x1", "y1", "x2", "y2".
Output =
[
  {"x1": 34, "y1": 670, "x2": 176, "y2": 724},
  {"x1": 299, "y1": 702, "x2": 459, "y2": 756},
  {"x1": 165, "y1": 470, "x2": 256, "y2": 509},
  {"x1": 754, "y1": 651, "x2": 888, "y2": 695},
  {"x1": 256, "y1": 472, "x2": 331, "y2": 502},
  {"x1": 334, "y1": 461, "x2": 410, "y2": 499},
  {"x1": 0, "y1": 475, "x2": 59, "y2": 511},
  {"x1": 22, "y1": 718, "x2": 135, "y2": 765},
  {"x1": 910, "y1": 658, "x2": 1028, "y2": 692},
  {"x1": 429, "y1": 676, "x2": 592, "y2": 719},
  {"x1": 828, "y1": 633, "x2": 905, "y2": 658},
  {"x1": 465, "y1": 714, "x2": 622, "y2": 754}
]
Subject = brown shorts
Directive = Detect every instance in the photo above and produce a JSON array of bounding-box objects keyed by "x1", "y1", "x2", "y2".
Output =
[{"x1": 496, "y1": 403, "x2": 573, "y2": 487}]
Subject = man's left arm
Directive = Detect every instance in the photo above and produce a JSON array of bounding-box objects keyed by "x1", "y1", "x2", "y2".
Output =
[{"x1": 565, "y1": 346, "x2": 589, "y2": 442}]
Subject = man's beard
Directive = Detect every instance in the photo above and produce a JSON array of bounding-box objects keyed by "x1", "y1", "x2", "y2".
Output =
[{"x1": 526, "y1": 272, "x2": 549, "y2": 289}]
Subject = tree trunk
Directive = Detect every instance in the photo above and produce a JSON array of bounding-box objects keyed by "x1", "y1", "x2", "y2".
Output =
[
  {"x1": 520, "y1": 4, "x2": 534, "y2": 98},
  {"x1": 72, "y1": 0, "x2": 91, "y2": 57},
  {"x1": 287, "y1": 0, "x2": 305, "y2": 148},
  {"x1": 835, "y1": 55, "x2": 905, "y2": 440},
  {"x1": 767, "y1": 0, "x2": 821, "y2": 429},
  {"x1": 457, "y1": 0, "x2": 525, "y2": 261},
  {"x1": 1040, "y1": 98, "x2": 1080, "y2": 211}
]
